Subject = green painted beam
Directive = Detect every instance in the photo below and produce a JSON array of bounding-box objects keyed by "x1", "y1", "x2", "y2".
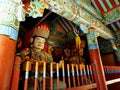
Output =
[
  {"x1": 106, "y1": 0, "x2": 113, "y2": 9},
  {"x1": 98, "y1": 0, "x2": 107, "y2": 12},
  {"x1": 114, "y1": 0, "x2": 120, "y2": 5},
  {"x1": 91, "y1": 0, "x2": 101, "y2": 14},
  {"x1": 25, "y1": 0, "x2": 115, "y2": 39},
  {"x1": 104, "y1": 7, "x2": 120, "y2": 24},
  {"x1": 74, "y1": 0, "x2": 103, "y2": 21},
  {"x1": 47, "y1": 0, "x2": 115, "y2": 39}
]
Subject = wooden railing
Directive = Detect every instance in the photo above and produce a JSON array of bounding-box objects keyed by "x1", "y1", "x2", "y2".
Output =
[
  {"x1": 22, "y1": 60, "x2": 96, "y2": 90},
  {"x1": 104, "y1": 66, "x2": 120, "y2": 89},
  {"x1": 11, "y1": 58, "x2": 120, "y2": 90}
]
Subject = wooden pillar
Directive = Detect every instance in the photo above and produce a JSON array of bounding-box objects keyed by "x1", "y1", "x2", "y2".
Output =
[
  {"x1": 0, "y1": 34, "x2": 17, "y2": 90},
  {"x1": 0, "y1": 1, "x2": 25, "y2": 90},
  {"x1": 87, "y1": 30, "x2": 107, "y2": 90},
  {"x1": 11, "y1": 56, "x2": 21, "y2": 90}
]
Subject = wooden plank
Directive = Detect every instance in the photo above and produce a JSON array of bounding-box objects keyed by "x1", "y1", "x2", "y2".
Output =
[
  {"x1": 65, "y1": 83, "x2": 97, "y2": 90},
  {"x1": 106, "y1": 78, "x2": 120, "y2": 85}
]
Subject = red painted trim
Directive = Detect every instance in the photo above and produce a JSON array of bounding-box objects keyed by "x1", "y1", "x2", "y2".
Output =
[
  {"x1": 34, "y1": 78, "x2": 38, "y2": 90},
  {"x1": 77, "y1": 76, "x2": 80, "y2": 86},
  {"x1": 43, "y1": 78, "x2": 46, "y2": 90},
  {"x1": 63, "y1": 76, "x2": 66, "y2": 89},
  {"x1": 110, "y1": 0, "x2": 118, "y2": 7},
  {"x1": 102, "y1": 0, "x2": 110, "y2": 11},
  {"x1": 23, "y1": 2, "x2": 30, "y2": 12},
  {"x1": 24, "y1": 79, "x2": 28, "y2": 90},
  {"x1": 68, "y1": 77, "x2": 71, "y2": 88},
  {"x1": 93, "y1": 0, "x2": 120, "y2": 14},
  {"x1": 94, "y1": 0, "x2": 105, "y2": 14},
  {"x1": 72, "y1": 76, "x2": 76, "y2": 87},
  {"x1": 50, "y1": 77, "x2": 53, "y2": 90},
  {"x1": 103, "y1": 4, "x2": 120, "y2": 14},
  {"x1": 57, "y1": 77, "x2": 60, "y2": 90}
]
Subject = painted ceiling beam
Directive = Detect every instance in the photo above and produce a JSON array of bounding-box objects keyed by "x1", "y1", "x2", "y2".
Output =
[
  {"x1": 91, "y1": 0, "x2": 120, "y2": 25},
  {"x1": 48, "y1": 0, "x2": 115, "y2": 39},
  {"x1": 104, "y1": 6, "x2": 120, "y2": 25},
  {"x1": 91, "y1": 0, "x2": 120, "y2": 14},
  {"x1": 23, "y1": 0, "x2": 115, "y2": 39},
  {"x1": 58, "y1": 19, "x2": 69, "y2": 33},
  {"x1": 107, "y1": 20, "x2": 120, "y2": 32},
  {"x1": 72, "y1": 0, "x2": 103, "y2": 21}
]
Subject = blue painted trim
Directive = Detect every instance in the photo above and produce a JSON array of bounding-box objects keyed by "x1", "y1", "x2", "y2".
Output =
[
  {"x1": 80, "y1": 70, "x2": 82, "y2": 75},
  {"x1": 116, "y1": 57, "x2": 120, "y2": 62},
  {"x1": 68, "y1": 71, "x2": 70, "y2": 76},
  {"x1": 0, "y1": 24, "x2": 18, "y2": 40},
  {"x1": 87, "y1": 70, "x2": 90, "y2": 75},
  {"x1": 76, "y1": 71, "x2": 79, "y2": 76},
  {"x1": 25, "y1": 71, "x2": 29, "y2": 79},
  {"x1": 57, "y1": 71, "x2": 59, "y2": 77},
  {"x1": 110, "y1": 39, "x2": 114, "y2": 43},
  {"x1": 88, "y1": 44, "x2": 99, "y2": 50},
  {"x1": 62, "y1": 71, "x2": 65, "y2": 77},
  {"x1": 104, "y1": 70, "x2": 120, "y2": 74},
  {"x1": 84, "y1": 70, "x2": 86, "y2": 75},
  {"x1": 35, "y1": 71, "x2": 38, "y2": 78},
  {"x1": 79, "y1": 24, "x2": 88, "y2": 33},
  {"x1": 72, "y1": 71, "x2": 74, "y2": 76},
  {"x1": 90, "y1": 71, "x2": 92, "y2": 75},
  {"x1": 43, "y1": 71, "x2": 46, "y2": 78},
  {"x1": 50, "y1": 72, "x2": 53, "y2": 77}
]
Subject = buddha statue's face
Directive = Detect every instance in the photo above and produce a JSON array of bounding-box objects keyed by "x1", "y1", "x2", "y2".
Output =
[{"x1": 32, "y1": 37, "x2": 46, "y2": 50}]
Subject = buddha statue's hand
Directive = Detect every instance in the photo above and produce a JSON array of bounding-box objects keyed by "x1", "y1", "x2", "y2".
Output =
[
  {"x1": 21, "y1": 48, "x2": 30, "y2": 56},
  {"x1": 20, "y1": 48, "x2": 30, "y2": 60}
]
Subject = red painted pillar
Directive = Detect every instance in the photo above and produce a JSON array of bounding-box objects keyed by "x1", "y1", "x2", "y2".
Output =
[
  {"x1": 0, "y1": 35, "x2": 17, "y2": 90},
  {"x1": 87, "y1": 30, "x2": 107, "y2": 90},
  {"x1": 11, "y1": 56, "x2": 21, "y2": 90},
  {"x1": 0, "y1": 0, "x2": 25, "y2": 89}
]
